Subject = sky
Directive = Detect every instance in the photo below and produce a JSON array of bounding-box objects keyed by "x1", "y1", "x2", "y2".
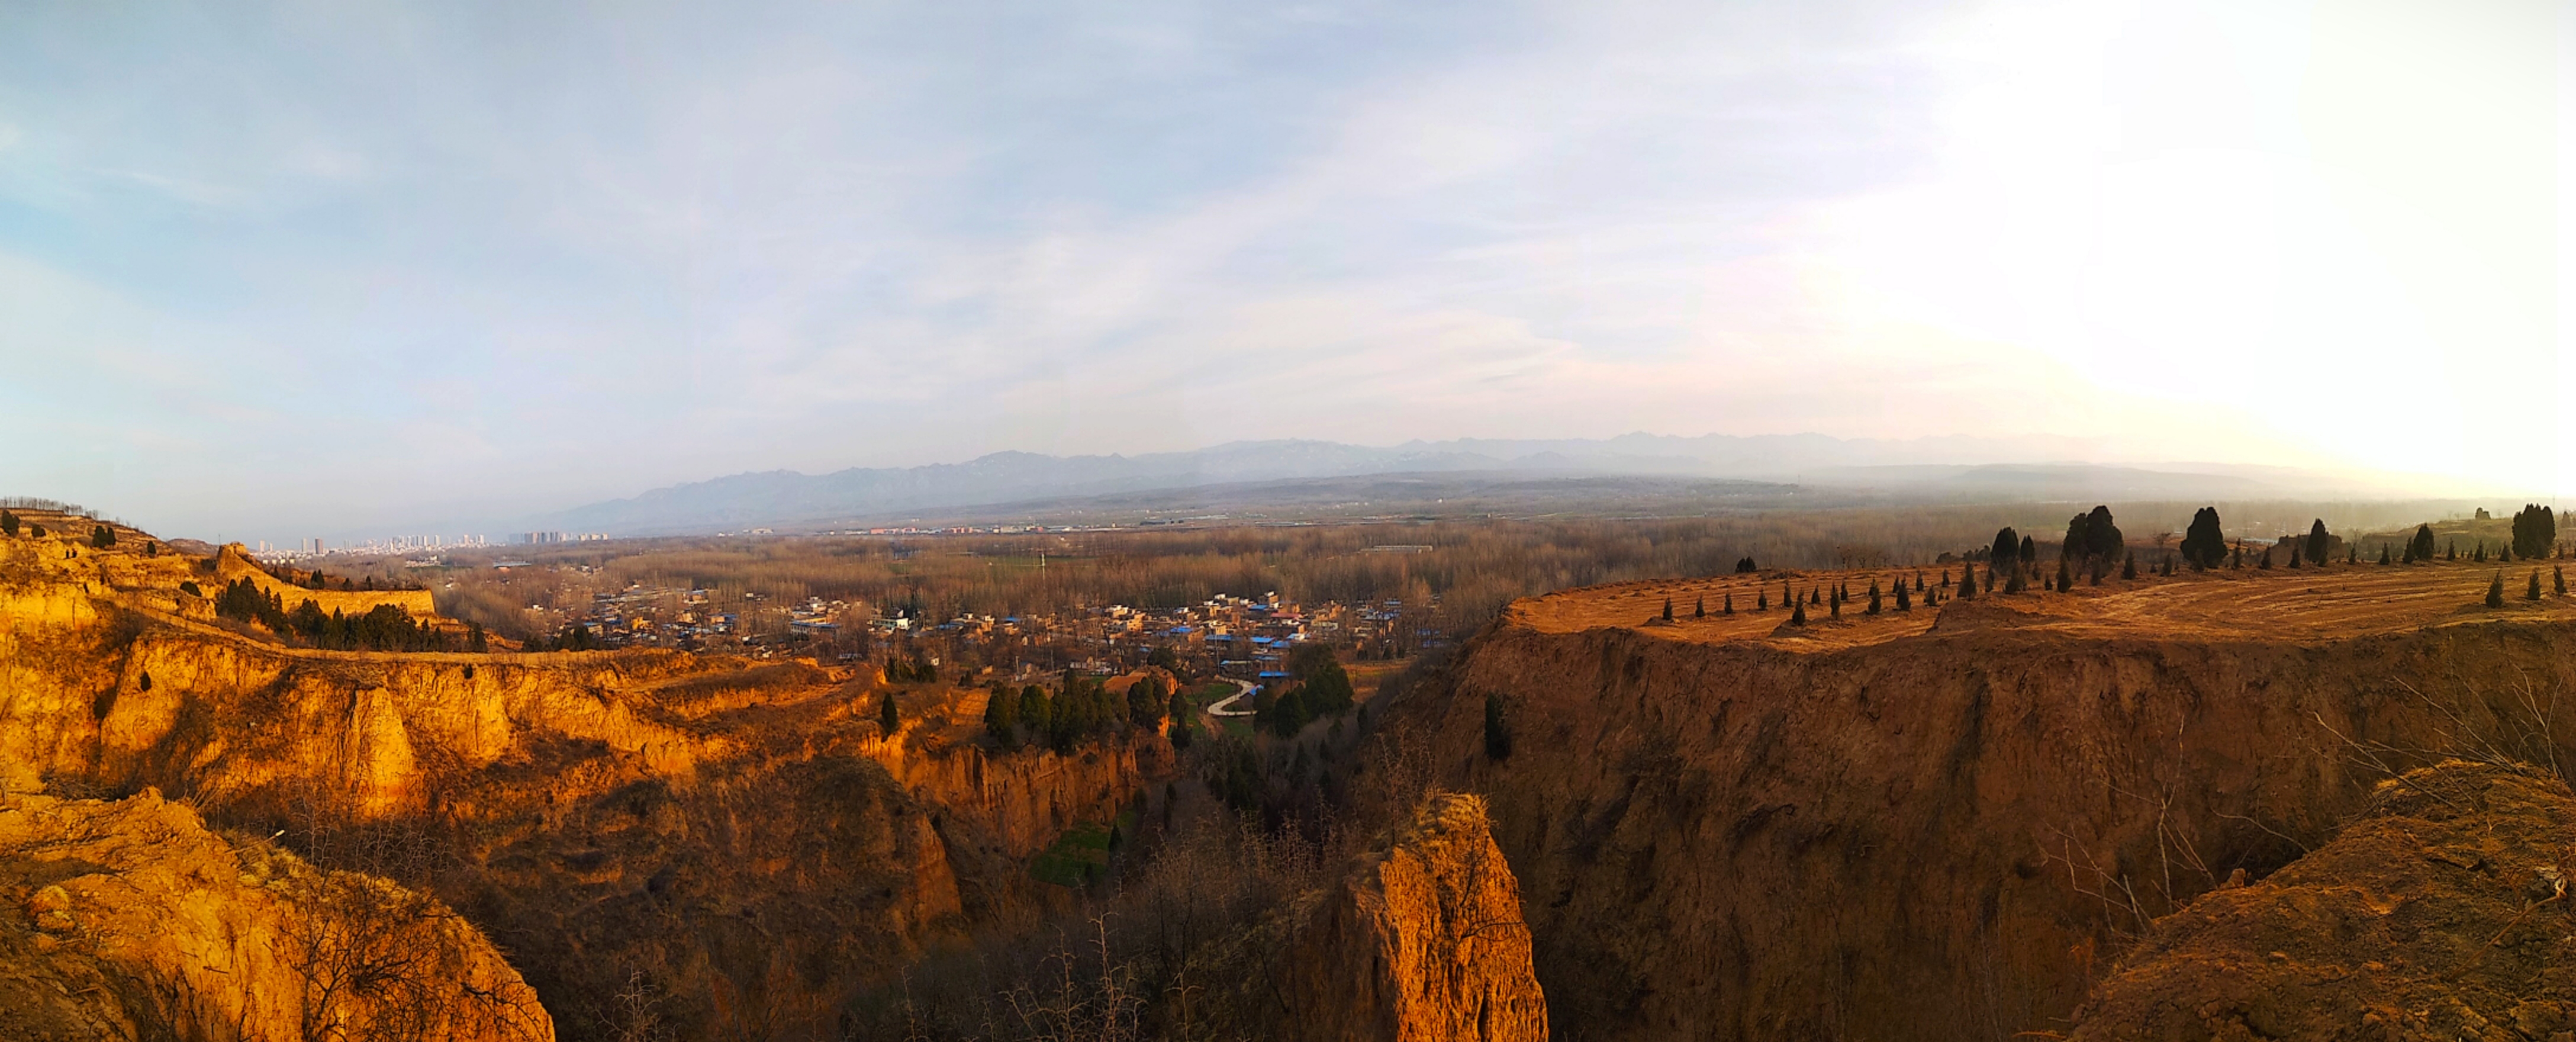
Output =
[{"x1": 1, "y1": 0, "x2": 2569, "y2": 542}]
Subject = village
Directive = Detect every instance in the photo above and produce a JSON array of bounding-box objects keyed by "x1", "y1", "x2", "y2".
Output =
[{"x1": 534, "y1": 579, "x2": 1440, "y2": 684}]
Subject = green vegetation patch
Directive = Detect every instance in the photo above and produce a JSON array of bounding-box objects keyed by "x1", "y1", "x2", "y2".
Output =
[{"x1": 1030, "y1": 821, "x2": 1114, "y2": 887}]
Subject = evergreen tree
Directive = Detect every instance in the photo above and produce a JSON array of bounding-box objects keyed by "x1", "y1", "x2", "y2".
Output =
[
  {"x1": 2288, "y1": 547, "x2": 2302, "y2": 570},
  {"x1": 1915, "y1": 573, "x2": 1926, "y2": 593},
  {"x1": 2346, "y1": 546, "x2": 2358, "y2": 565},
  {"x1": 2513, "y1": 504, "x2": 2559, "y2": 561},
  {"x1": 1867, "y1": 581, "x2": 1882, "y2": 615},
  {"x1": 2475, "y1": 542, "x2": 2487, "y2": 563},
  {"x1": 2020, "y1": 535, "x2": 2037, "y2": 568},
  {"x1": 2408, "y1": 525, "x2": 2435, "y2": 564},
  {"x1": 1991, "y1": 528, "x2": 2021, "y2": 570},
  {"x1": 2259, "y1": 551, "x2": 2273, "y2": 570},
  {"x1": 1809, "y1": 587, "x2": 1821, "y2": 606},
  {"x1": 2056, "y1": 555, "x2": 2073, "y2": 592},
  {"x1": 2488, "y1": 572, "x2": 2506, "y2": 609},
  {"x1": 880, "y1": 692, "x2": 900, "y2": 732},
  {"x1": 1662, "y1": 597, "x2": 1673, "y2": 620},
  {"x1": 1791, "y1": 598, "x2": 1808, "y2": 625},
  {"x1": 2448, "y1": 541, "x2": 2458, "y2": 562},
  {"x1": 1957, "y1": 567, "x2": 1976, "y2": 599},
  {"x1": 2556, "y1": 566, "x2": 2567, "y2": 595},
  {"x1": 2379, "y1": 545, "x2": 2391, "y2": 565},
  {"x1": 2180, "y1": 507, "x2": 2227, "y2": 570},
  {"x1": 2121, "y1": 553, "x2": 2137, "y2": 580},
  {"x1": 983, "y1": 682, "x2": 1019, "y2": 739},
  {"x1": 1723, "y1": 593, "x2": 1735, "y2": 615},
  {"x1": 1735, "y1": 556, "x2": 1758, "y2": 573},
  {"x1": 2530, "y1": 570, "x2": 2545, "y2": 602},
  {"x1": 1756, "y1": 590, "x2": 1767, "y2": 611},
  {"x1": 0, "y1": 510, "x2": 15, "y2": 537},
  {"x1": 1018, "y1": 685, "x2": 1052, "y2": 736},
  {"x1": 1167, "y1": 715, "x2": 1193, "y2": 750},
  {"x1": 1895, "y1": 583, "x2": 1912, "y2": 611},
  {"x1": 2305, "y1": 519, "x2": 2329, "y2": 567},
  {"x1": 2232, "y1": 543, "x2": 2243, "y2": 569},
  {"x1": 1694, "y1": 596, "x2": 1705, "y2": 619},
  {"x1": 2005, "y1": 564, "x2": 2026, "y2": 594},
  {"x1": 467, "y1": 620, "x2": 487, "y2": 653},
  {"x1": 1830, "y1": 592, "x2": 1840, "y2": 619},
  {"x1": 90, "y1": 525, "x2": 114, "y2": 549}
]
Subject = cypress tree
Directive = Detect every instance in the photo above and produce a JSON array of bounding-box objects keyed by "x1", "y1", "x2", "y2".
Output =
[
  {"x1": 1992, "y1": 528, "x2": 2021, "y2": 571},
  {"x1": 2259, "y1": 550, "x2": 2273, "y2": 570},
  {"x1": 1957, "y1": 568, "x2": 1976, "y2": 599},
  {"x1": 2020, "y1": 535, "x2": 2037, "y2": 569},
  {"x1": 2488, "y1": 572, "x2": 2506, "y2": 609},
  {"x1": 1724, "y1": 593, "x2": 1735, "y2": 615},
  {"x1": 2305, "y1": 519, "x2": 2329, "y2": 567},
  {"x1": 2121, "y1": 553, "x2": 2136, "y2": 580},
  {"x1": 2529, "y1": 570, "x2": 2544, "y2": 602},
  {"x1": 1895, "y1": 583, "x2": 1912, "y2": 611},
  {"x1": 2448, "y1": 541, "x2": 2458, "y2": 562},
  {"x1": 880, "y1": 692, "x2": 900, "y2": 732},
  {"x1": 1694, "y1": 596, "x2": 1705, "y2": 619},
  {"x1": 2556, "y1": 566, "x2": 2567, "y2": 595},
  {"x1": 1867, "y1": 581, "x2": 1882, "y2": 615},
  {"x1": 2288, "y1": 547, "x2": 2301, "y2": 569},
  {"x1": 2005, "y1": 564, "x2": 2026, "y2": 594},
  {"x1": 2232, "y1": 543, "x2": 2243, "y2": 569},
  {"x1": 2056, "y1": 555, "x2": 2072, "y2": 592},
  {"x1": 2379, "y1": 545, "x2": 2391, "y2": 565},
  {"x1": 467, "y1": 620, "x2": 487, "y2": 653},
  {"x1": 2408, "y1": 525, "x2": 2436, "y2": 564},
  {"x1": 1830, "y1": 593, "x2": 1840, "y2": 619},
  {"x1": 2475, "y1": 542, "x2": 2487, "y2": 564},
  {"x1": 1915, "y1": 573, "x2": 1926, "y2": 593},
  {"x1": 1756, "y1": 590, "x2": 1767, "y2": 611},
  {"x1": 1810, "y1": 587, "x2": 1820, "y2": 606},
  {"x1": 1790, "y1": 598, "x2": 1808, "y2": 626},
  {"x1": 1662, "y1": 597, "x2": 1673, "y2": 620}
]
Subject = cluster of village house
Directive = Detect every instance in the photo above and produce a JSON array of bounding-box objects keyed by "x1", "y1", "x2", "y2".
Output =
[{"x1": 543, "y1": 584, "x2": 1436, "y2": 680}]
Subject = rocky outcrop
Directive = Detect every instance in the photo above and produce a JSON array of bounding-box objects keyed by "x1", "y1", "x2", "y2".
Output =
[
  {"x1": 0, "y1": 786, "x2": 550, "y2": 1041},
  {"x1": 1387, "y1": 602, "x2": 2576, "y2": 1040},
  {"x1": 2071, "y1": 760, "x2": 2576, "y2": 1041},
  {"x1": 1276, "y1": 793, "x2": 1548, "y2": 1042}
]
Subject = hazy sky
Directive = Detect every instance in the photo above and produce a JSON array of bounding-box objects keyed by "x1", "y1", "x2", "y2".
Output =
[{"x1": 2, "y1": 0, "x2": 2568, "y2": 541}]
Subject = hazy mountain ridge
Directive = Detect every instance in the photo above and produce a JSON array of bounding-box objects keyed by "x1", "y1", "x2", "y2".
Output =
[{"x1": 527, "y1": 435, "x2": 2410, "y2": 536}]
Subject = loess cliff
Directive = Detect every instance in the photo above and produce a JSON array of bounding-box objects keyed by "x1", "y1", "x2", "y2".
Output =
[
  {"x1": 0, "y1": 785, "x2": 549, "y2": 1042},
  {"x1": 0, "y1": 527, "x2": 1173, "y2": 1039},
  {"x1": 1277, "y1": 792, "x2": 1550, "y2": 1042},
  {"x1": 1386, "y1": 563, "x2": 2576, "y2": 1041}
]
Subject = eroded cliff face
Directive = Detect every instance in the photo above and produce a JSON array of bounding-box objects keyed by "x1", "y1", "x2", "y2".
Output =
[
  {"x1": 1277, "y1": 793, "x2": 1549, "y2": 1042},
  {"x1": 0, "y1": 536, "x2": 1174, "y2": 1040},
  {"x1": 0, "y1": 786, "x2": 550, "y2": 1042},
  {"x1": 2070, "y1": 760, "x2": 2576, "y2": 1040},
  {"x1": 1387, "y1": 600, "x2": 2576, "y2": 1040}
]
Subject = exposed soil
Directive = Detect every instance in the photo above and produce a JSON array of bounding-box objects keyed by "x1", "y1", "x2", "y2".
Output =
[{"x1": 2071, "y1": 760, "x2": 2576, "y2": 1041}]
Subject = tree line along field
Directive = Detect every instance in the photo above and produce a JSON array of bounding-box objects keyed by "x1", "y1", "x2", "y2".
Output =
[
  {"x1": 1519, "y1": 504, "x2": 2568, "y2": 649},
  {"x1": 369, "y1": 499, "x2": 2516, "y2": 642}
]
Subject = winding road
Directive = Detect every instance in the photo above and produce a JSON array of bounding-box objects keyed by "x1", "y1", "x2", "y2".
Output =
[{"x1": 1205, "y1": 677, "x2": 1258, "y2": 717}]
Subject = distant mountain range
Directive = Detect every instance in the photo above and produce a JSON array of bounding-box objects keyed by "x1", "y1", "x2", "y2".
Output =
[{"x1": 515, "y1": 434, "x2": 2436, "y2": 536}]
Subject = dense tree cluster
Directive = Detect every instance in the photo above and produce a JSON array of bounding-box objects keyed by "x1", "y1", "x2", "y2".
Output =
[
  {"x1": 211, "y1": 578, "x2": 454, "y2": 651},
  {"x1": 884, "y1": 655, "x2": 939, "y2": 683},
  {"x1": 2062, "y1": 506, "x2": 2124, "y2": 583},
  {"x1": 2180, "y1": 507, "x2": 2226, "y2": 570},
  {"x1": 2513, "y1": 504, "x2": 2558, "y2": 560}
]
